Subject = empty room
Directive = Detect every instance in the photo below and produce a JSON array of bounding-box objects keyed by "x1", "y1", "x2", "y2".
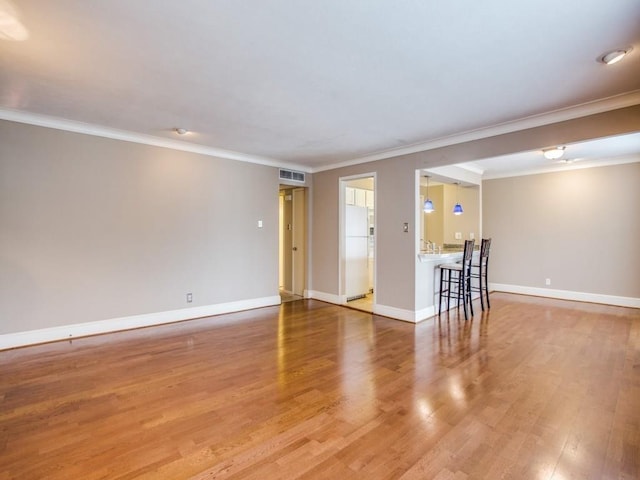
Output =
[{"x1": 1, "y1": 1, "x2": 639, "y2": 479}]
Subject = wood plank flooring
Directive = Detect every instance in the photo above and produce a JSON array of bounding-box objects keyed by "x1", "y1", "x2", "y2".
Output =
[{"x1": 1, "y1": 293, "x2": 639, "y2": 479}]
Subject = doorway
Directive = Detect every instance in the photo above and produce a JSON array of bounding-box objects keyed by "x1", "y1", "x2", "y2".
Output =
[
  {"x1": 279, "y1": 186, "x2": 306, "y2": 302},
  {"x1": 340, "y1": 174, "x2": 376, "y2": 313}
]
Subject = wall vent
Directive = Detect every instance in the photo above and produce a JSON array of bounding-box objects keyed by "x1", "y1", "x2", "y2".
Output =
[{"x1": 279, "y1": 169, "x2": 305, "y2": 183}]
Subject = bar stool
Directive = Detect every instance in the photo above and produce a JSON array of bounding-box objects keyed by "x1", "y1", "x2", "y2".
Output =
[
  {"x1": 470, "y1": 238, "x2": 492, "y2": 311},
  {"x1": 438, "y1": 239, "x2": 475, "y2": 320}
]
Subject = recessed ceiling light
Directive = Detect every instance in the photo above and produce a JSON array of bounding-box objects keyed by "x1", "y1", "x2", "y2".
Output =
[
  {"x1": 542, "y1": 146, "x2": 565, "y2": 160},
  {"x1": 599, "y1": 47, "x2": 632, "y2": 65},
  {"x1": 174, "y1": 128, "x2": 188, "y2": 135}
]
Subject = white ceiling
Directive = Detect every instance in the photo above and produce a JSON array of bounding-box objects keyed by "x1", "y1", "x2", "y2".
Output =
[
  {"x1": 1, "y1": 0, "x2": 639, "y2": 172},
  {"x1": 459, "y1": 131, "x2": 640, "y2": 179}
]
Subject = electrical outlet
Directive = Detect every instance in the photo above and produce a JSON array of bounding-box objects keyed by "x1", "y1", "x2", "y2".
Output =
[
  {"x1": 545, "y1": 278, "x2": 551, "y2": 286},
  {"x1": 455, "y1": 232, "x2": 462, "y2": 240},
  {"x1": 403, "y1": 222, "x2": 409, "y2": 233},
  {"x1": 257, "y1": 220, "x2": 263, "y2": 228},
  {"x1": 186, "y1": 293, "x2": 193, "y2": 303},
  {"x1": 469, "y1": 232, "x2": 474, "y2": 239}
]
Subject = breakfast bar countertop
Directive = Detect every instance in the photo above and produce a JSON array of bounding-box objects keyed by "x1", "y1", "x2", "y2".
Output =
[{"x1": 417, "y1": 251, "x2": 466, "y2": 262}]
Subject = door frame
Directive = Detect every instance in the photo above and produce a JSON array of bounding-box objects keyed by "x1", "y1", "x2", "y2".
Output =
[
  {"x1": 291, "y1": 187, "x2": 306, "y2": 296},
  {"x1": 278, "y1": 185, "x2": 308, "y2": 298},
  {"x1": 338, "y1": 172, "x2": 376, "y2": 305}
]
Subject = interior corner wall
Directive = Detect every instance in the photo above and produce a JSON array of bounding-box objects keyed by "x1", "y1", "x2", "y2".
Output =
[
  {"x1": 482, "y1": 162, "x2": 640, "y2": 298},
  {"x1": 0, "y1": 120, "x2": 279, "y2": 335}
]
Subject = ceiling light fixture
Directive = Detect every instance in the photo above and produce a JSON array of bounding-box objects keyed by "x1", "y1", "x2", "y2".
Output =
[
  {"x1": 423, "y1": 176, "x2": 434, "y2": 213},
  {"x1": 543, "y1": 146, "x2": 565, "y2": 160},
  {"x1": 599, "y1": 47, "x2": 632, "y2": 65},
  {"x1": 174, "y1": 128, "x2": 188, "y2": 135}
]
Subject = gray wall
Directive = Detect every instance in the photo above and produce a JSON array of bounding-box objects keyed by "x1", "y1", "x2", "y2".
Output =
[
  {"x1": 2, "y1": 105, "x2": 640, "y2": 335},
  {"x1": 0, "y1": 120, "x2": 279, "y2": 335},
  {"x1": 483, "y1": 162, "x2": 640, "y2": 297}
]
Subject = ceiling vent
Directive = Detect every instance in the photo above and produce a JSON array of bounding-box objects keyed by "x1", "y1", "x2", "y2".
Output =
[{"x1": 279, "y1": 169, "x2": 305, "y2": 183}]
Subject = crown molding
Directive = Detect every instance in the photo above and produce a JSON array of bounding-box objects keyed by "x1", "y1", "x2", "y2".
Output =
[
  {"x1": 312, "y1": 90, "x2": 640, "y2": 173},
  {"x1": 3, "y1": 89, "x2": 639, "y2": 175},
  {"x1": 0, "y1": 108, "x2": 313, "y2": 173}
]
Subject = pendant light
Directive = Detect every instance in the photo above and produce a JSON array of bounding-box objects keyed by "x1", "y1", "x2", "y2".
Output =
[
  {"x1": 423, "y1": 176, "x2": 434, "y2": 213},
  {"x1": 453, "y1": 183, "x2": 463, "y2": 215}
]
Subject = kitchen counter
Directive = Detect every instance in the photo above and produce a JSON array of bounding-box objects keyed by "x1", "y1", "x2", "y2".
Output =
[
  {"x1": 415, "y1": 250, "x2": 481, "y2": 320},
  {"x1": 418, "y1": 246, "x2": 480, "y2": 260},
  {"x1": 417, "y1": 251, "x2": 465, "y2": 262}
]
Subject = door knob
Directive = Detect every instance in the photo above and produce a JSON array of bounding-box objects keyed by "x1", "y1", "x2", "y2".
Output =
[{"x1": 292, "y1": 247, "x2": 298, "y2": 251}]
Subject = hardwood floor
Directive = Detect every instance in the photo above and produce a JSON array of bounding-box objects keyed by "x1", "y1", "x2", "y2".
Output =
[{"x1": 1, "y1": 293, "x2": 638, "y2": 479}]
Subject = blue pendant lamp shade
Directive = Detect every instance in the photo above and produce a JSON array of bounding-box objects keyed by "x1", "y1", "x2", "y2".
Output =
[
  {"x1": 423, "y1": 198, "x2": 434, "y2": 213},
  {"x1": 423, "y1": 176, "x2": 435, "y2": 213},
  {"x1": 453, "y1": 182, "x2": 463, "y2": 215}
]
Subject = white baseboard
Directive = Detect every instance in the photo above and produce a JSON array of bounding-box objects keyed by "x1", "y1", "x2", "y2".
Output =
[
  {"x1": 490, "y1": 283, "x2": 640, "y2": 309},
  {"x1": 415, "y1": 306, "x2": 436, "y2": 322},
  {"x1": 374, "y1": 304, "x2": 435, "y2": 323},
  {"x1": 307, "y1": 290, "x2": 342, "y2": 305},
  {"x1": 308, "y1": 290, "x2": 436, "y2": 323},
  {"x1": 0, "y1": 295, "x2": 282, "y2": 351}
]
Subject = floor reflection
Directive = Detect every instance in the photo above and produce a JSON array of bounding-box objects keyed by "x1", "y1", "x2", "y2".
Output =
[
  {"x1": 337, "y1": 313, "x2": 377, "y2": 422},
  {"x1": 4, "y1": 295, "x2": 637, "y2": 478},
  {"x1": 413, "y1": 306, "x2": 492, "y2": 424}
]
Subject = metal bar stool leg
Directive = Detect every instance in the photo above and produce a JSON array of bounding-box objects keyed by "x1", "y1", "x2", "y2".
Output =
[
  {"x1": 467, "y1": 271, "x2": 474, "y2": 317},
  {"x1": 484, "y1": 267, "x2": 490, "y2": 309},
  {"x1": 478, "y1": 264, "x2": 485, "y2": 311},
  {"x1": 460, "y1": 271, "x2": 468, "y2": 320},
  {"x1": 446, "y1": 269, "x2": 452, "y2": 312},
  {"x1": 438, "y1": 268, "x2": 444, "y2": 315}
]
